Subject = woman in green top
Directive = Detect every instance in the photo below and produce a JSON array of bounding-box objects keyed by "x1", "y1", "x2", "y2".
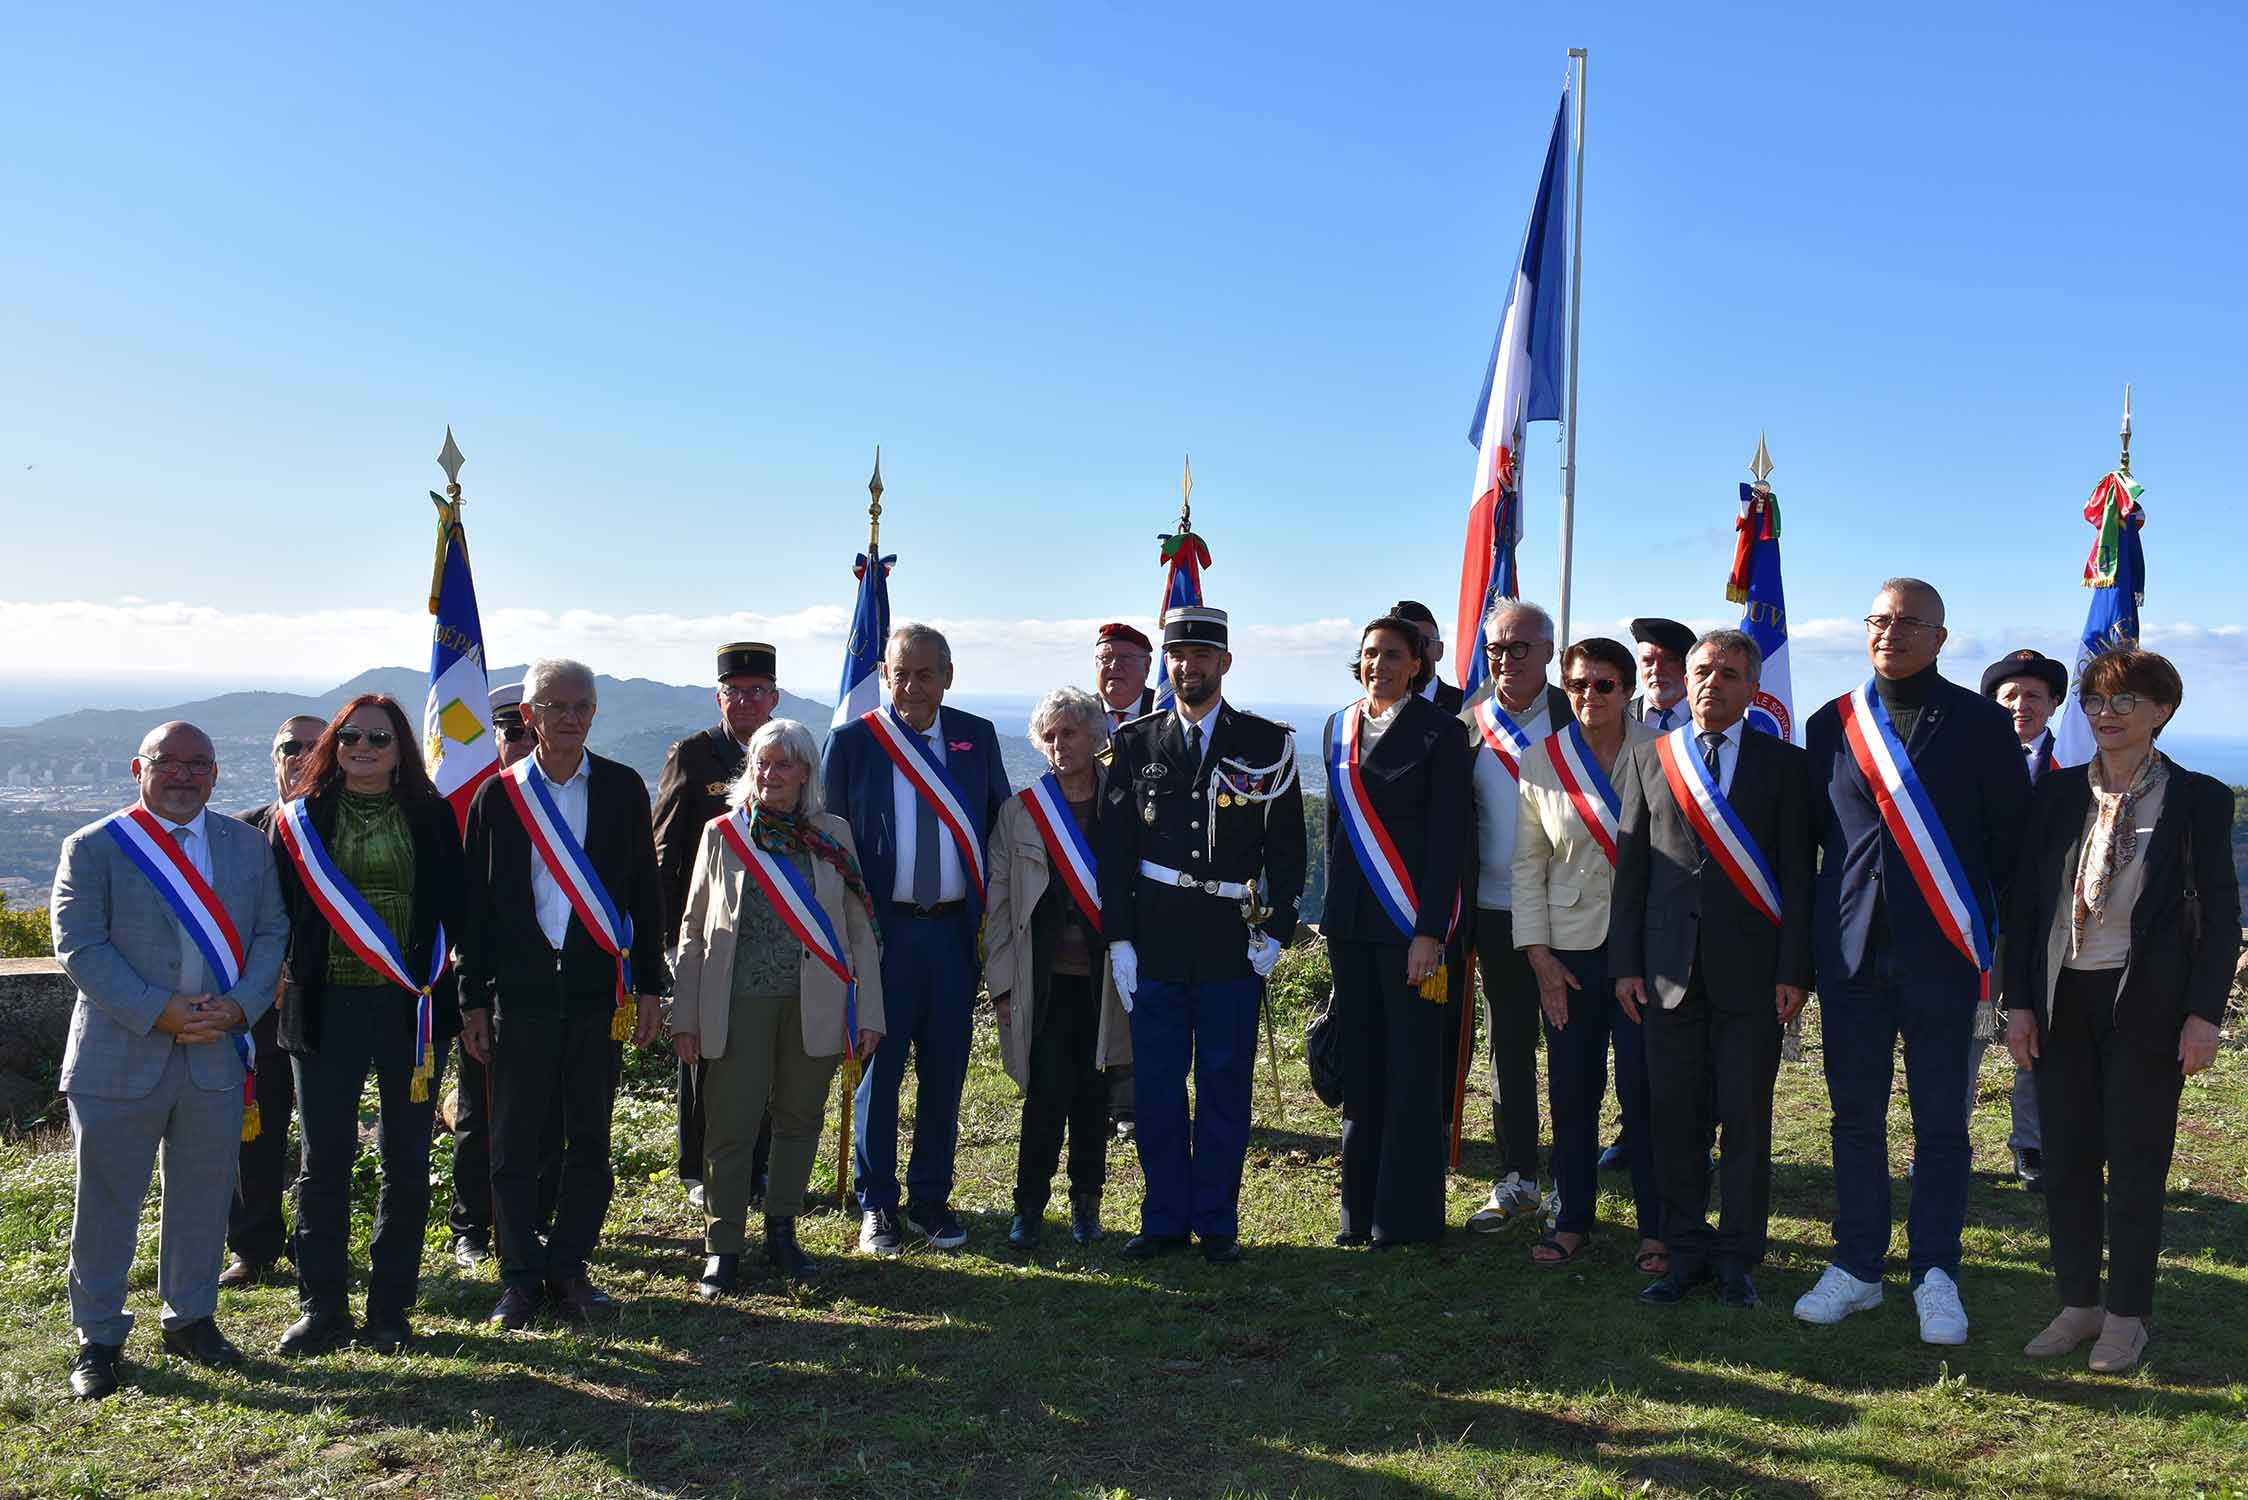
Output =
[{"x1": 269, "y1": 694, "x2": 464, "y2": 1357}]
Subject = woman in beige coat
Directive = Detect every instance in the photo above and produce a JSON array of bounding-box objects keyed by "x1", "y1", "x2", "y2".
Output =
[
  {"x1": 670, "y1": 720, "x2": 884, "y2": 1295},
  {"x1": 987, "y1": 687, "x2": 1132, "y2": 1250}
]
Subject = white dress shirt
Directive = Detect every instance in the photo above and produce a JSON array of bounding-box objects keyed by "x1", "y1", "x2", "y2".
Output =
[
  {"x1": 1472, "y1": 688, "x2": 1554, "y2": 910},
  {"x1": 154, "y1": 806, "x2": 213, "y2": 990},
  {"x1": 1695, "y1": 716, "x2": 1747, "y2": 796},
  {"x1": 888, "y1": 708, "x2": 968, "y2": 904},
  {"x1": 530, "y1": 755, "x2": 592, "y2": 949}
]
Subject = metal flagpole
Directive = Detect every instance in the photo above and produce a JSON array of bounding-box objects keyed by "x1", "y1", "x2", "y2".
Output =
[
  {"x1": 837, "y1": 449, "x2": 882, "y2": 1208},
  {"x1": 1556, "y1": 48, "x2": 1588, "y2": 644}
]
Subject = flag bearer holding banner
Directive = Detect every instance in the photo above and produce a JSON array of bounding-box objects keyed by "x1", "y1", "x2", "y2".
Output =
[
  {"x1": 667, "y1": 719, "x2": 885, "y2": 1296},
  {"x1": 1609, "y1": 631, "x2": 1813, "y2": 1310},
  {"x1": 1793, "y1": 580, "x2": 2030, "y2": 1345},
  {"x1": 1101, "y1": 607, "x2": 1305, "y2": 1266},
  {"x1": 460, "y1": 658, "x2": 669, "y2": 1331}
]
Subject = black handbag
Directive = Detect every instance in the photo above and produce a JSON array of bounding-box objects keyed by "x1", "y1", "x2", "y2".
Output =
[{"x1": 1305, "y1": 984, "x2": 1345, "y2": 1108}]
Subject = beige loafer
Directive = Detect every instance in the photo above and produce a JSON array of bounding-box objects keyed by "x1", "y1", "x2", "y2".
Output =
[
  {"x1": 2023, "y1": 1305, "x2": 2105, "y2": 1357},
  {"x1": 2088, "y1": 1314, "x2": 2148, "y2": 1373}
]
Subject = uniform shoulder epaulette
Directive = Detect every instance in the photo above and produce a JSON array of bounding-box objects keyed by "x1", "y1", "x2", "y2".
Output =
[{"x1": 1114, "y1": 709, "x2": 1167, "y2": 734}]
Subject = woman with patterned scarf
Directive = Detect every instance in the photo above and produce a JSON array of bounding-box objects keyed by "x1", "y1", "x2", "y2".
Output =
[
  {"x1": 2004, "y1": 649, "x2": 2238, "y2": 1372},
  {"x1": 669, "y1": 719, "x2": 885, "y2": 1295}
]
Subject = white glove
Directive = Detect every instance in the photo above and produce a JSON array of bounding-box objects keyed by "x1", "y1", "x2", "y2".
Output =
[
  {"x1": 1247, "y1": 932, "x2": 1283, "y2": 978},
  {"x1": 1108, "y1": 941, "x2": 1138, "y2": 1013}
]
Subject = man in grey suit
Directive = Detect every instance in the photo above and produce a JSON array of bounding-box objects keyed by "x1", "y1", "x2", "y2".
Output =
[
  {"x1": 50, "y1": 721, "x2": 289, "y2": 1399},
  {"x1": 1609, "y1": 632, "x2": 1813, "y2": 1310}
]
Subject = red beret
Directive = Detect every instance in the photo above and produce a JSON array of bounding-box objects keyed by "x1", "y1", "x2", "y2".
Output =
[{"x1": 1097, "y1": 622, "x2": 1152, "y2": 652}]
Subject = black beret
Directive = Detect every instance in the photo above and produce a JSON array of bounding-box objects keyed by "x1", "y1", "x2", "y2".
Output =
[
  {"x1": 1980, "y1": 649, "x2": 2066, "y2": 700},
  {"x1": 717, "y1": 641, "x2": 777, "y2": 681},
  {"x1": 1389, "y1": 599, "x2": 1440, "y2": 632},
  {"x1": 1628, "y1": 617, "x2": 1695, "y2": 661}
]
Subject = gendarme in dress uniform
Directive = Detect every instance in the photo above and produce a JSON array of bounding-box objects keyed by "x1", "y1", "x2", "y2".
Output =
[{"x1": 1098, "y1": 605, "x2": 1305, "y2": 1264}]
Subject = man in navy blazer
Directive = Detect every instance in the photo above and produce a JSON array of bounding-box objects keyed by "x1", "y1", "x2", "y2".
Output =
[
  {"x1": 823, "y1": 622, "x2": 1010, "y2": 1255},
  {"x1": 1793, "y1": 579, "x2": 2030, "y2": 1346}
]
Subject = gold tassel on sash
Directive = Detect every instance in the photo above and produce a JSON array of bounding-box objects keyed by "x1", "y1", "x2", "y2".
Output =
[
  {"x1": 612, "y1": 995, "x2": 637, "y2": 1042},
  {"x1": 240, "y1": 1099, "x2": 262, "y2": 1143},
  {"x1": 1417, "y1": 959, "x2": 1449, "y2": 1004},
  {"x1": 836, "y1": 1051, "x2": 863, "y2": 1208}
]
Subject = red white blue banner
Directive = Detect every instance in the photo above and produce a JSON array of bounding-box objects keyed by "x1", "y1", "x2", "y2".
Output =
[
  {"x1": 501, "y1": 758, "x2": 634, "y2": 1007},
  {"x1": 715, "y1": 809, "x2": 858, "y2": 1042},
  {"x1": 1836, "y1": 683, "x2": 1992, "y2": 977},
  {"x1": 1471, "y1": 697, "x2": 1537, "y2": 779},
  {"x1": 1543, "y1": 720, "x2": 1621, "y2": 867},
  {"x1": 1652, "y1": 727, "x2": 1781, "y2": 925},
  {"x1": 1019, "y1": 773, "x2": 1100, "y2": 934},
  {"x1": 862, "y1": 709, "x2": 987, "y2": 901}
]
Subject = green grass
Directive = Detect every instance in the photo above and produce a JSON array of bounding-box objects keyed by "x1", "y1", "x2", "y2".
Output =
[{"x1": 3, "y1": 945, "x2": 2246, "y2": 1499}]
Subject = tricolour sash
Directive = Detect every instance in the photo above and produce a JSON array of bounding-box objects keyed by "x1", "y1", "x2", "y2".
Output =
[
  {"x1": 500, "y1": 757, "x2": 638, "y2": 1039},
  {"x1": 714, "y1": 810, "x2": 860, "y2": 1069},
  {"x1": 1471, "y1": 697, "x2": 1536, "y2": 779},
  {"x1": 1652, "y1": 726, "x2": 1782, "y2": 925},
  {"x1": 1018, "y1": 773, "x2": 1099, "y2": 934},
  {"x1": 1326, "y1": 702, "x2": 1457, "y2": 947},
  {"x1": 101, "y1": 807, "x2": 260, "y2": 1139},
  {"x1": 862, "y1": 709, "x2": 986, "y2": 902},
  {"x1": 275, "y1": 798, "x2": 449, "y2": 1100},
  {"x1": 1543, "y1": 720, "x2": 1621, "y2": 867},
  {"x1": 1835, "y1": 681, "x2": 1993, "y2": 986}
]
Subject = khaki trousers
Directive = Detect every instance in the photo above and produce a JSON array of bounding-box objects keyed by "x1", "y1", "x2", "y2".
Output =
[{"x1": 703, "y1": 984, "x2": 840, "y2": 1249}]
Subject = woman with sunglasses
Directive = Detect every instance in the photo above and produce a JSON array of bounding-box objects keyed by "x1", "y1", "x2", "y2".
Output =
[
  {"x1": 1513, "y1": 637, "x2": 1662, "y2": 1273},
  {"x1": 267, "y1": 693, "x2": 466, "y2": 1356},
  {"x1": 1322, "y1": 614, "x2": 1468, "y2": 1248},
  {"x1": 2004, "y1": 649, "x2": 2238, "y2": 1372}
]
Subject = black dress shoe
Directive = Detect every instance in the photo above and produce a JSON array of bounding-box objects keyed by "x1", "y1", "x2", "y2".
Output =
[
  {"x1": 1719, "y1": 1269, "x2": 1761, "y2": 1309},
  {"x1": 546, "y1": 1274, "x2": 615, "y2": 1321},
  {"x1": 1069, "y1": 1193, "x2": 1103, "y2": 1245},
  {"x1": 277, "y1": 1308, "x2": 355, "y2": 1357},
  {"x1": 218, "y1": 1255, "x2": 266, "y2": 1289},
  {"x1": 764, "y1": 1217, "x2": 818, "y2": 1280},
  {"x1": 451, "y1": 1233, "x2": 490, "y2": 1269},
  {"x1": 161, "y1": 1317, "x2": 244, "y2": 1368},
  {"x1": 361, "y1": 1310, "x2": 412, "y2": 1354},
  {"x1": 70, "y1": 1342, "x2": 123, "y2": 1400},
  {"x1": 1597, "y1": 1139, "x2": 1629, "y2": 1172},
  {"x1": 1120, "y1": 1233, "x2": 1188, "y2": 1261},
  {"x1": 490, "y1": 1285, "x2": 543, "y2": 1329},
  {"x1": 1007, "y1": 1213, "x2": 1042, "y2": 1251},
  {"x1": 1638, "y1": 1261, "x2": 1715, "y2": 1305},
  {"x1": 2016, "y1": 1148, "x2": 2045, "y2": 1193},
  {"x1": 698, "y1": 1254, "x2": 740, "y2": 1301},
  {"x1": 1199, "y1": 1234, "x2": 1243, "y2": 1266},
  {"x1": 1334, "y1": 1230, "x2": 1370, "y2": 1247}
]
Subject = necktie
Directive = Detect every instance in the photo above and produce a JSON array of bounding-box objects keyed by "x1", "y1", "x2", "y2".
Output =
[
  {"x1": 1186, "y1": 719, "x2": 1203, "y2": 772},
  {"x1": 1698, "y1": 730, "x2": 1725, "y2": 785},
  {"x1": 169, "y1": 825, "x2": 205, "y2": 991},
  {"x1": 912, "y1": 733, "x2": 941, "y2": 906},
  {"x1": 1656, "y1": 705, "x2": 1675, "y2": 731}
]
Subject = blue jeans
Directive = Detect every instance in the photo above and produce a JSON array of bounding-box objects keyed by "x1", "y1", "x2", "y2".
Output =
[
  {"x1": 1129, "y1": 976, "x2": 1262, "y2": 1239},
  {"x1": 852, "y1": 909, "x2": 978, "y2": 1212},
  {"x1": 1543, "y1": 947, "x2": 1658, "y2": 1240},
  {"x1": 1819, "y1": 944, "x2": 1977, "y2": 1286}
]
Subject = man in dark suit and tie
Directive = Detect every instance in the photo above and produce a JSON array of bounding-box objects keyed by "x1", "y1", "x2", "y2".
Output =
[
  {"x1": 1392, "y1": 599, "x2": 1465, "y2": 716},
  {"x1": 51, "y1": 720, "x2": 289, "y2": 1398},
  {"x1": 652, "y1": 642, "x2": 780, "y2": 1213},
  {"x1": 824, "y1": 623, "x2": 1011, "y2": 1255},
  {"x1": 1625, "y1": 617, "x2": 1695, "y2": 732},
  {"x1": 1610, "y1": 631, "x2": 1813, "y2": 1308},
  {"x1": 1793, "y1": 580, "x2": 2030, "y2": 1344}
]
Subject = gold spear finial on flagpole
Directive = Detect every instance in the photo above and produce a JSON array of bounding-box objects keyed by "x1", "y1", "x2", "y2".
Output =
[
  {"x1": 428, "y1": 427, "x2": 466, "y2": 615},
  {"x1": 867, "y1": 446, "x2": 885, "y2": 555},
  {"x1": 2118, "y1": 384, "x2": 2133, "y2": 476},
  {"x1": 1179, "y1": 454, "x2": 1194, "y2": 532},
  {"x1": 1749, "y1": 431, "x2": 1774, "y2": 496}
]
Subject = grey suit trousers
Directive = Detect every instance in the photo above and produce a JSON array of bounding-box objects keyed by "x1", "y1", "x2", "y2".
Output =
[{"x1": 67, "y1": 1046, "x2": 242, "y2": 1345}]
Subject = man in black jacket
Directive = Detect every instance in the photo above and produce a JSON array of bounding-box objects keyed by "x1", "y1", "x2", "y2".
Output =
[
  {"x1": 1610, "y1": 629, "x2": 1814, "y2": 1309},
  {"x1": 460, "y1": 658, "x2": 668, "y2": 1328},
  {"x1": 651, "y1": 642, "x2": 778, "y2": 1210}
]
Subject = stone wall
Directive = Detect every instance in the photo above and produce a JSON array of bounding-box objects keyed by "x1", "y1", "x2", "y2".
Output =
[{"x1": 0, "y1": 957, "x2": 71, "y2": 1125}]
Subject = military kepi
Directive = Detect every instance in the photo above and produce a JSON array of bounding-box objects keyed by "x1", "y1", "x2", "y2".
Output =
[
  {"x1": 717, "y1": 641, "x2": 777, "y2": 680},
  {"x1": 1980, "y1": 649, "x2": 2066, "y2": 700},
  {"x1": 1163, "y1": 606, "x2": 1229, "y2": 649}
]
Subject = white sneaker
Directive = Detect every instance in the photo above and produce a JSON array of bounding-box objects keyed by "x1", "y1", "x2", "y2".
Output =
[
  {"x1": 1913, "y1": 1267, "x2": 1970, "y2": 1345},
  {"x1": 684, "y1": 1179, "x2": 706, "y2": 1213},
  {"x1": 1465, "y1": 1173, "x2": 1541, "y2": 1233},
  {"x1": 1793, "y1": 1263, "x2": 1884, "y2": 1325}
]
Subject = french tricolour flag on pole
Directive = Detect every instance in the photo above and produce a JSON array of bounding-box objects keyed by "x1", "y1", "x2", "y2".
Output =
[
  {"x1": 832, "y1": 550, "x2": 895, "y2": 730},
  {"x1": 1455, "y1": 87, "x2": 1572, "y2": 701},
  {"x1": 424, "y1": 514, "x2": 496, "y2": 833}
]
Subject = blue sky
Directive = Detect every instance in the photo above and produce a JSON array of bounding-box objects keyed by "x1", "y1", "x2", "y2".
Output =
[{"x1": 4, "y1": 2, "x2": 2244, "y2": 732}]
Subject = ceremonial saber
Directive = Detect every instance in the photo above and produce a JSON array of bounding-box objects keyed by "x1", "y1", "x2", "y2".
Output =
[{"x1": 1243, "y1": 879, "x2": 1285, "y2": 1126}]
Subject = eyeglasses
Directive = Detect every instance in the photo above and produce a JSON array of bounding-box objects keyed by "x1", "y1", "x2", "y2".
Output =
[
  {"x1": 500, "y1": 725, "x2": 530, "y2": 743},
  {"x1": 275, "y1": 740, "x2": 313, "y2": 758},
  {"x1": 531, "y1": 700, "x2": 597, "y2": 719},
  {"x1": 1484, "y1": 640, "x2": 1539, "y2": 663},
  {"x1": 1093, "y1": 649, "x2": 1150, "y2": 665},
  {"x1": 335, "y1": 728, "x2": 395, "y2": 749},
  {"x1": 146, "y1": 756, "x2": 217, "y2": 778},
  {"x1": 2080, "y1": 692, "x2": 2140, "y2": 717},
  {"x1": 719, "y1": 684, "x2": 778, "y2": 705},
  {"x1": 1864, "y1": 615, "x2": 1940, "y2": 637},
  {"x1": 1562, "y1": 677, "x2": 1620, "y2": 697}
]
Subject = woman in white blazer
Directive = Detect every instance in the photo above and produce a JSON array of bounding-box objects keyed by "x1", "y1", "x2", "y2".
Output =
[
  {"x1": 669, "y1": 720, "x2": 884, "y2": 1295},
  {"x1": 1514, "y1": 636, "x2": 1662, "y2": 1275}
]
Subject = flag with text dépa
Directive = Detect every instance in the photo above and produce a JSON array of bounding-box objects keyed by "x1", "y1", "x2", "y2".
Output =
[{"x1": 424, "y1": 516, "x2": 496, "y2": 832}]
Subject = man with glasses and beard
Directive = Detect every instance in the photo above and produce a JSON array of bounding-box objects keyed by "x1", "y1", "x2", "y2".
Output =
[{"x1": 654, "y1": 644, "x2": 782, "y2": 1213}]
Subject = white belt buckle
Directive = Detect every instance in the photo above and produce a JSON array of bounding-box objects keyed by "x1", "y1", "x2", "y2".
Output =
[{"x1": 1175, "y1": 872, "x2": 1196, "y2": 889}]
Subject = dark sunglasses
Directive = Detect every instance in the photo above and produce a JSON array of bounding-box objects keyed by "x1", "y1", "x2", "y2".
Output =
[
  {"x1": 335, "y1": 728, "x2": 396, "y2": 749},
  {"x1": 1562, "y1": 677, "x2": 1620, "y2": 697},
  {"x1": 276, "y1": 739, "x2": 313, "y2": 758},
  {"x1": 500, "y1": 725, "x2": 530, "y2": 743}
]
